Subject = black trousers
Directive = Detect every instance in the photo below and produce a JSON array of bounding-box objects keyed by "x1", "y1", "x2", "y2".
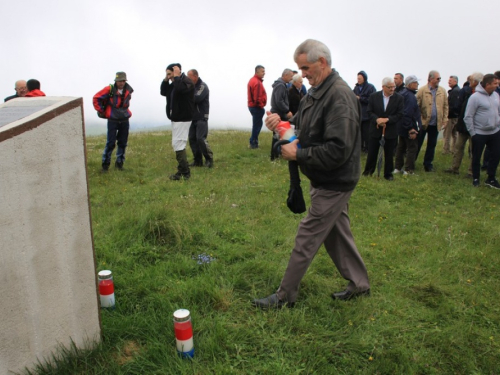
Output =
[
  {"x1": 188, "y1": 119, "x2": 213, "y2": 164},
  {"x1": 471, "y1": 131, "x2": 500, "y2": 180},
  {"x1": 364, "y1": 136, "x2": 397, "y2": 177}
]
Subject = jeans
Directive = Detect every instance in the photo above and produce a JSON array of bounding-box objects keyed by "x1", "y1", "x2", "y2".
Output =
[
  {"x1": 471, "y1": 131, "x2": 500, "y2": 180},
  {"x1": 417, "y1": 125, "x2": 439, "y2": 168},
  {"x1": 102, "y1": 119, "x2": 129, "y2": 165},
  {"x1": 248, "y1": 107, "x2": 265, "y2": 146}
]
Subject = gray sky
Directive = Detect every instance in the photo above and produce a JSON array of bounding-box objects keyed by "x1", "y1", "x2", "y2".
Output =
[{"x1": 2, "y1": 0, "x2": 499, "y2": 134}]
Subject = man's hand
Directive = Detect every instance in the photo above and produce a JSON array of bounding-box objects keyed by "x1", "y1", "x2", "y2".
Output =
[
  {"x1": 376, "y1": 117, "x2": 388, "y2": 128},
  {"x1": 281, "y1": 139, "x2": 299, "y2": 161},
  {"x1": 409, "y1": 130, "x2": 418, "y2": 140},
  {"x1": 173, "y1": 66, "x2": 181, "y2": 77},
  {"x1": 265, "y1": 111, "x2": 280, "y2": 131},
  {"x1": 286, "y1": 111, "x2": 293, "y2": 119}
]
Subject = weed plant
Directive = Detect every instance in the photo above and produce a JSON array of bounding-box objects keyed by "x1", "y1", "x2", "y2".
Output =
[{"x1": 30, "y1": 130, "x2": 500, "y2": 375}]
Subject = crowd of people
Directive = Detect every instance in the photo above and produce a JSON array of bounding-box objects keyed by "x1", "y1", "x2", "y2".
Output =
[{"x1": 247, "y1": 65, "x2": 500, "y2": 189}]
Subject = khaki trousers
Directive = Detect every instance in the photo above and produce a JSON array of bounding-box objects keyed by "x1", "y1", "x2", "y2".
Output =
[
  {"x1": 277, "y1": 187, "x2": 370, "y2": 303},
  {"x1": 451, "y1": 133, "x2": 472, "y2": 173},
  {"x1": 443, "y1": 118, "x2": 458, "y2": 154}
]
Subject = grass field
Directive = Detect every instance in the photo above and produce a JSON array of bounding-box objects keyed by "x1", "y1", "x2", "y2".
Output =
[{"x1": 30, "y1": 130, "x2": 500, "y2": 375}]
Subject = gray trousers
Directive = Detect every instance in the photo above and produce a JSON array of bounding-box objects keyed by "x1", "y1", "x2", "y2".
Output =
[{"x1": 276, "y1": 187, "x2": 370, "y2": 303}]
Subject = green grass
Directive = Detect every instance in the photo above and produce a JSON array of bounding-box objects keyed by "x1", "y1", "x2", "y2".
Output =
[{"x1": 30, "y1": 130, "x2": 500, "y2": 374}]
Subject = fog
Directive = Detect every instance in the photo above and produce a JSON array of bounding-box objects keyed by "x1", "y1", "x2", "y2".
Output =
[{"x1": 2, "y1": 0, "x2": 499, "y2": 135}]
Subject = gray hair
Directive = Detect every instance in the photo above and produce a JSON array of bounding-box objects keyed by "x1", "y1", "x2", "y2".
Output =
[
  {"x1": 470, "y1": 72, "x2": 484, "y2": 84},
  {"x1": 382, "y1": 77, "x2": 394, "y2": 86},
  {"x1": 293, "y1": 39, "x2": 332, "y2": 67},
  {"x1": 282, "y1": 68, "x2": 293, "y2": 77},
  {"x1": 292, "y1": 73, "x2": 302, "y2": 83},
  {"x1": 428, "y1": 70, "x2": 440, "y2": 81},
  {"x1": 449, "y1": 75, "x2": 458, "y2": 83}
]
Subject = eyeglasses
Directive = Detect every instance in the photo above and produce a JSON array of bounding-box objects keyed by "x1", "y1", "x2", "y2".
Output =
[
  {"x1": 436, "y1": 77, "x2": 441, "y2": 81},
  {"x1": 15, "y1": 87, "x2": 27, "y2": 91},
  {"x1": 385, "y1": 86, "x2": 396, "y2": 89}
]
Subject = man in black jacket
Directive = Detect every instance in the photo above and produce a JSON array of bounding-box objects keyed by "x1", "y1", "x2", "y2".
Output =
[
  {"x1": 362, "y1": 77, "x2": 404, "y2": 180},
  {"x1": 187, "y1": 69, "x2": 214, "y2": 168},
  {"x1": 443, "y1": 76, "x2": 461, "y2": 154},
  {"x1": 253, "y1": 39, "x2": 370, "y2": 309},
  {"x1": 4, "y1": 80, "x2": 27, "y2": 102},
  {"x1": 161, "y1": 63, "x2": 195, "y2": 180},
  {"x1": 445, "y1": 73, "x2": 482, "y2": 175}
]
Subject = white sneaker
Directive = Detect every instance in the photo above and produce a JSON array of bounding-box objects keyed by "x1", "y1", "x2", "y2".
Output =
[
  {"x1": 403, "y1": 171, "x2": 408, "y2": 175},
  {"x1": 393, "y1": 169, "x2": 401, "y2": 174}
]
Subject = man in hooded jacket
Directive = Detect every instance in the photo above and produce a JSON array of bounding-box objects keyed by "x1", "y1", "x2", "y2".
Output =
[{"x1": 353, "y1": 71, "x2": 376, "y2": 153}]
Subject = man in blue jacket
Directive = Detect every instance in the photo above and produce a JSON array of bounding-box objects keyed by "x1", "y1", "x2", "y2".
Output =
[{"x1": 394, "y1": 75, "x2": 422, "y2": 174}]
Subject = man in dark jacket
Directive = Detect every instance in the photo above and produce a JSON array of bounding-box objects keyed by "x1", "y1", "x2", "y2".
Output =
[
  {"x1": 93, "y1": 72, "x2": 133, "y2": 172},
  {"x1": 187, "y1": 69, "x2": 214, "y2": 168},
  {"x1": 394, "y1": 73, "x2": 405, "y2": 93},
  {"x1": 362, "y1": 77, "x2": 404, "y2": 180},
  {"x1": 4, "y1": 80, "x2": 27, "y2": 102},
  {"x1": 288, "y1": 73, "x2": 304, "y2": 116},
  {"x1": 394, "y1": 75, "x2": 422, "y2": 174},
  {"x1": 444, "y1": 73, "x2": 482, "y2": 175},
  {"x1": 161, "y1": 63, "x2": 195, "y2": 180},
  {"x1": 353, "y1": 70, "x2": 376, "y2": 153},
  {"x1": 443, "y1": 75, "x2": 461, "y2": 154},
  {"x1": 253, "y1": 39, "x2": 370, "y2": 309},
  {"x1": 270, "y1": 68, "x2": 293, "y2": 160}
]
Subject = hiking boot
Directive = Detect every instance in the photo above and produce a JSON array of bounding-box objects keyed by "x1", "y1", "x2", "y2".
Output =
[
  {"x1": 485, "y1": 179, "x2": 500, "y2": 189},
  {"x1": 169, "y1": 172, "x2": 190, "y2": 181},
  {"x1": 472, "y1": 179, "x2": 480, "y2": 187},
  {"x1": 444, "y1": 168, "x2": 459, "y2": 175},
  {"x1": 102, "y1": 163, "x2": 110, "y2": 173},
  {"x1": 189, "y1": 161, "x2": 203, "y2": 167},
  {"x1": 115, "y1": 161, "x2": 123, "y2": 170},
  {"x1": 205, "y1": 159, "x2": 214, "y2": 168}
]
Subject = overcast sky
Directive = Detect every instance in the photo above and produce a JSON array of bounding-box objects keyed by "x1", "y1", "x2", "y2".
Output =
[{"x1": 2, "y1": 0, "x2": 499, "y2": 134}]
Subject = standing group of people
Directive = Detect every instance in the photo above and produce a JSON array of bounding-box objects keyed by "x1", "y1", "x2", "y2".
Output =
[
  {"x1": 3, "y1": 79, "x2": 46, "y2": 102},
  {"x1": 355, "y1": 70, "x2": 500, "y2": 188},
  {"x1": 91, "y1": 65, "x2": 213, "y2": 179}
]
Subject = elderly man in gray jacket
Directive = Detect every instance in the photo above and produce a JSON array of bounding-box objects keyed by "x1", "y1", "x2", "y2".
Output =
[
  {"x1": 464, "y1": 73, "x2": 500, "y2": 189},
  {"x1": 253, "y1": 39, "x2": 370, "y2": 309}
]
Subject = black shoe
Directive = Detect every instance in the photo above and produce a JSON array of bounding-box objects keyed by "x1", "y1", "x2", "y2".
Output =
[
  {"x1": 169, "y1": 172, "x2": 190, "y2": 181},
  {"x1": 189, "y1": 161, "x2": 203, "y2": 167},
  {"x1": 362, "y1": 171, "x2": 371, "y2": 177},
  {"x1": 485, "y1": 179, "x2": 500, "y2": 189},
  {"x1": 252, "y1": 293, "x2": 294, "y2": 309},
  {"x1": 332, "y1": 289, "x2": 370, "y2": 301},
  {"x1": 444, "y1": 168, "x2": 459, "y2": 175},
  {"x1": 115, "y1": 161, "x2": 123, "y2": 170},
  {"x1": 472, "y1": 179, "x2": 480, "y2": 187},
  {"x1": 384, "y1": 175, "x2": 394, "y2": 181},
  {"x1": 101, "y1": 164, "x2": 109, "y2": 173},
  {"x1": 205, "y1": 159, "x2": 214, "y2": 168},
  {"x1": 424, "y1": 166, "x2": 434, "y2": 172}
]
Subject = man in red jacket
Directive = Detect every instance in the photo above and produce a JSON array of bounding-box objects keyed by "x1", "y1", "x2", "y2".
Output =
[
  {"x1": 24, "y1": 79, "x2": 46, "y2": 97},
  {"x1": 93, "y1": 72, "x2": 133, "y2": 172},
  {"x1": 247, "y1": 65, "x2": 267, "y2": 149}
]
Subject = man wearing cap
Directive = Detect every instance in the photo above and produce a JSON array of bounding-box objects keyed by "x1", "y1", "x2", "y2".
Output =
[
  {"x1": 394, "y1": 75, "x2": 422, "y2": 174},
  {"x1": 4, "y1": 80, "x2": 27, "y2": 102},
  {"x1": 93, "y1": 72, "x2": 133, "y2": 172},
  {"x1": 186, "y1": 69, "x2": 214, "y2": 168},
  {"x1": 416, "y1": 70, "x2": 448, "y2": 172},
  {"x1": 247, "y1": 65, "x2": 267, "y2": 149},
  {"x1": 161, "y1": 63, "x2": 195, "y2": 180},
  {"x1": 353, "y1": 71, "x2": 376, "y2": 153},
  {"x1": 443, "y1": 76, "x2": 461, "y2": 155}
]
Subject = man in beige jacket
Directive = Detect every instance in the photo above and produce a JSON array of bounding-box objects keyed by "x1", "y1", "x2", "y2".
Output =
[{"x1": 416, "y1": 70, "x2": 448, "y2": 172}]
